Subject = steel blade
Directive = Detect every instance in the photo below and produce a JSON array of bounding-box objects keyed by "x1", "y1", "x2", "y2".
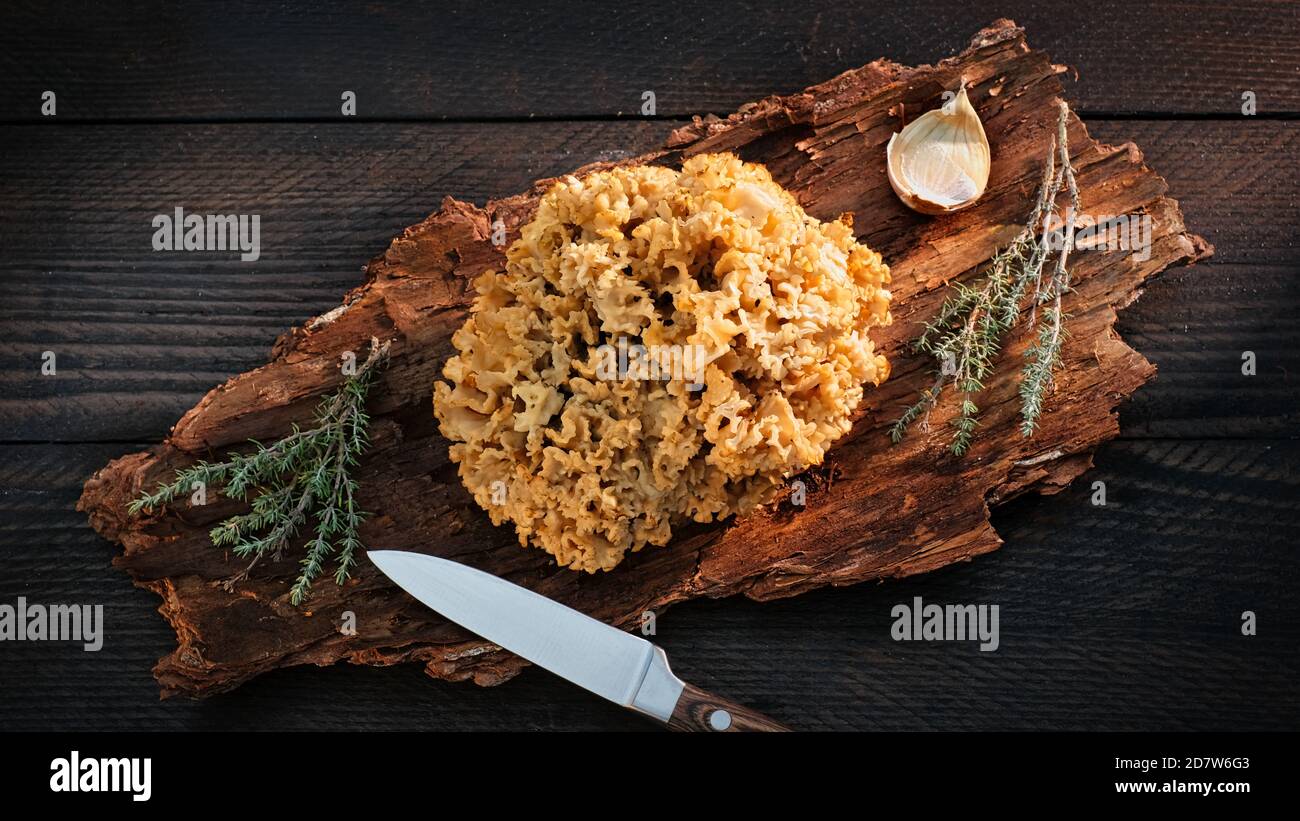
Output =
[{"x1": 369, "y1": 550, "x2": 682, "y2": 718}]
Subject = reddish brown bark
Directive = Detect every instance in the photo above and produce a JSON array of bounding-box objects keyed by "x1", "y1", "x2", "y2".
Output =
[{"x1": 78, "y1": 20, "x2": 1210, "y2": 697}]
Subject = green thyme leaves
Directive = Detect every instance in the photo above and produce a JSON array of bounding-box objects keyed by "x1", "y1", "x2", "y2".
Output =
[{"x1": 129, "y1": 337, "x2": 390, "y2": 604}]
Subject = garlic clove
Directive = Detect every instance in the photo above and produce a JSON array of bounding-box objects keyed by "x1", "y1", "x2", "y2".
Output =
[{"x1": 887, "y1": 85, "x2": 991, "y2": 215}]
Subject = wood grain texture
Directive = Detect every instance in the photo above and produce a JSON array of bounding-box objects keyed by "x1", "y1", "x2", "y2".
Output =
[
  {"x1": 2, "y1": 121, "x2": 1292, "y2": 441},
  {"x1": 1115, "y1": 263, "x2": 1299, "y2": 437},
  {"x1": 5, "y1": 440, "x2": 1297, "y2": 730},
  {"x1": 1, "y1": 1, "x2": 1297, "y2": 120},
  {"x1": 71, "y1": 22, "x2": 1216, "y2": 698}
]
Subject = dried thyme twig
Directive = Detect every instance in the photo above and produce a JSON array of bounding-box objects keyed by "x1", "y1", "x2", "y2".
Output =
[
  {"x1": 128, "y1": 337, "x2": 391, "y2": 604},
  {"x1": 1020, "y1": 104, "x2": 1082, "y2": 436},
  {"x1": 889, "y1": 101, "x2": 1080, "y2": 455}
]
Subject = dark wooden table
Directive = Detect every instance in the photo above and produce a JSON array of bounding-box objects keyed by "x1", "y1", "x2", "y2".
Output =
[{"x1": 1, "y1": 2, "x2": 1296, "y2": 731}]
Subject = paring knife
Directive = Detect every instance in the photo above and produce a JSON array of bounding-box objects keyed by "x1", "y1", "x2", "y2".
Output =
[{"x1": 369, "y1": 550, "x2": 789, "y2": 732}]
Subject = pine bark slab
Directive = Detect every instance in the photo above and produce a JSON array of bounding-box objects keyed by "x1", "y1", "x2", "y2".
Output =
[{"x1": 77, "y1": 20, "x2": 1211, "y2": 698}]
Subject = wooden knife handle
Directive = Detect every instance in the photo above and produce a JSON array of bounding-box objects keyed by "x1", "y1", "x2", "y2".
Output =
[{"x1": 666, "y1": 682, "x2": 791, "y2": 732}]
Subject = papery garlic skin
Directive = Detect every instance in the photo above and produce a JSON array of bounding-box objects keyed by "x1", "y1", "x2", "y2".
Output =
[{"x1": 887, "y1": 85, "x2": 991, "y2": 215}]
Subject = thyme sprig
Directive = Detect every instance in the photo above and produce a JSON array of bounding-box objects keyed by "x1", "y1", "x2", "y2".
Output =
[
  {"x1": 129, "y1": 337, "x2": 391, "y2": 604},
  {"x1": 1020, "y1": 106, "x2": 1082, "y2": 437},
  {"x1": 889, "y1": 101, "x2": 1080, "y2": 455}
]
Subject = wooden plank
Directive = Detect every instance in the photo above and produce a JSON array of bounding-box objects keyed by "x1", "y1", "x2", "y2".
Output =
[
  {"x1": 10, "y1": 265, "x2": 1288, "y2": 441},
  {"x1": 0, "y1": 120, "x2": 1287, "y2": 267},
  {"x1": 1089, "y1": 120, "x2": 1300, "y2": 267},
  {"x1": 1, "y1": 120, "x2": 1294, "y2": 441},
  {"x1": 1117, "y1": 263, "x2": 1299, "y2": 438},
  {"x1": 71, "y1": 23, "x2": 1216, "y2": 698},
  {"x1": 1, "y1": 2, "x2": 1297, "y2": 120},
  {"x1": 3, "y1": 439, "x2": 1296, "y2": 730}
]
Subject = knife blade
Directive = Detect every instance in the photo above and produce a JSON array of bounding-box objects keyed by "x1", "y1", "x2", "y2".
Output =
[{"x1": 368, "y1": 550, "x2": 788, "y2": 732}]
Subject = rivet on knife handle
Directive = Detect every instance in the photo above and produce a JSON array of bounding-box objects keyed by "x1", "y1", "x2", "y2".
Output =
[{"x1": 666, "y1": 682, "x2": 790, "y2": 732}]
